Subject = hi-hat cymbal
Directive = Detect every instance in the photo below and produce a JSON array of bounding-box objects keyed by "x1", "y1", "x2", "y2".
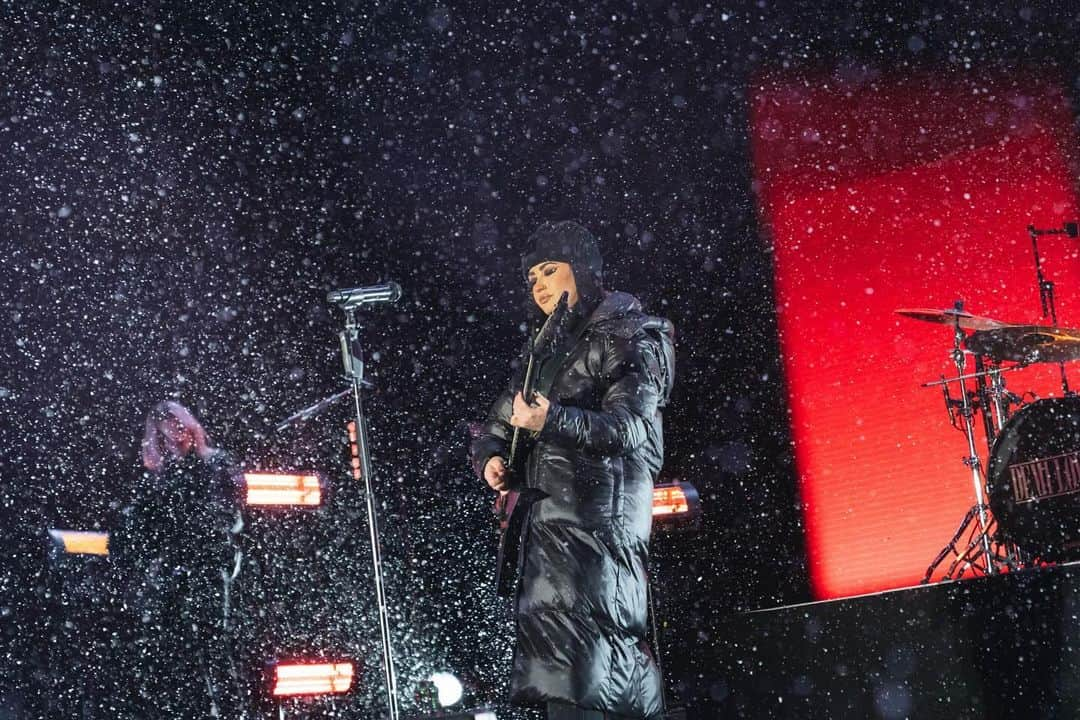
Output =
[
  {"x1": 965, "y1": 325, "x2": 1080, "y2": 364},
  {"x1": 895, "y1": 307, "x2": 1009, "y2": 332}
]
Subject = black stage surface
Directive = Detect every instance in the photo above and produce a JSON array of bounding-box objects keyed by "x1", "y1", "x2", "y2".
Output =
[{"x1": 718, "y1": 564, "x2": 1080, "y2": 720}]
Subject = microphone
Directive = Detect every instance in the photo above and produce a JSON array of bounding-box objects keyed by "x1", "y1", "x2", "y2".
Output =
[
  {"x1": 1028, "y1": 222, "x2": 1080, "y2": 237},
  {"x1": 327, "y1": 281, "x2": 402, "y2": 306}
]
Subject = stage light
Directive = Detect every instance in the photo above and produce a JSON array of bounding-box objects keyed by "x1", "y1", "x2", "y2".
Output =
[
  {"x1": 652, "y1": 482, "x2": 701, "y2": 531},
  {"x1": 409, "y1": 709, "x2": 496, "y2": 720},
  {"x1": 347, "y1": 421, "x2": 362, "y2": 481},
  {"x1": 46, "y1": 529, "x2": 109, "y2": 556},
  {"x1": 653, "y1": 482, "x2": 699, "y2": 517},
  {"x1": 244, "y1": 472, "x2": 322, "y2": 506},
  {"x1": 429, "y1": 671, "x2": 464, "y2": 707},
  {"x1": 271, "y1": 661, "x2": 354, "y2": 697}
]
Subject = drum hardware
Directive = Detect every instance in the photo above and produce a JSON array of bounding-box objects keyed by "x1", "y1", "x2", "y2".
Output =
[
  {"x1": 919, "y1": 372, "x2": 1026, "y2": 582},
  {"x1": 895, "y1": 307, "x2": 1008, "y2": 332},
  {"x1": 927, "y1": 303, "x2": 1000, "y2": 580},
  {"x1": 1027, "y1": 222, "x2": 1078, "y2": 395},
  {"x1": 974, "y1": 355, "x2": 1014, "y2": 446},
  {"x1": 907, "y1": 220, "x2": 1080, "y2": 577},
  {"x1": 922, "y1": 505, "x2": 1017, "y2": 584},
  {"x1": 927, "y1": 367, "x2": 1019, "y2": 445},
  {"x1": 985, "y1": 363, "x2": 1021, "y2": 433},
  {"x1": 935, "y1": 372, "x2": 961, "y2": 431},
  {"x1": 901, "y1": 302, "x2": 1021, "y2": 581},
  {"x1": 920, "y1": 363, "x2": 1027, "y2": 388},
  {"x1": 964, "y1": 325, "x2": 1080, "y2": 365},
  {"x1": 986, "y1": 396, "x2": 1080, "y2": 562}
]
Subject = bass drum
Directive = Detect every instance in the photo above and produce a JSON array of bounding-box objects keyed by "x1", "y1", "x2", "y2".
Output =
[{"x1": 988, "y1": 396, "x2": 1080, "y2": 560}]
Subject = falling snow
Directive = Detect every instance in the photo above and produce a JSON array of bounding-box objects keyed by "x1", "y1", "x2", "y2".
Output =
[{"x1": 2, "y1": 1, "x2": 1074, "y2": 719}]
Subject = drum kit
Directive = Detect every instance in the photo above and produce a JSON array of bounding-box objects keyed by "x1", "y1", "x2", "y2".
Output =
[{"x1": 898, "y1": 222, "x2": 1080, "y2": 582}]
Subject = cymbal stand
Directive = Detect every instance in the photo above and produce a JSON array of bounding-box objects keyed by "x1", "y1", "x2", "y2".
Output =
[
  {"x1": 925, "y1": 505, "x2": 997, "y2": 582},
  {"x1": 1028, "y1": 222, "x2": 1078, "y2": 395},
  {"x1": 922, "y1": 309, "x2": 1001, "y2": 582}
]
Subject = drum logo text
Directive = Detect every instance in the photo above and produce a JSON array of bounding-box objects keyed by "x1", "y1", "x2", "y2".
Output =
[{"x1": 1009, "y1": 451, "x2": 1080, "y2": 504}]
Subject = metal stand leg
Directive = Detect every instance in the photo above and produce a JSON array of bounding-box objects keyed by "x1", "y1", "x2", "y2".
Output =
[{"x1": 923, "y1": 506, "x2": 978, "y2": 583}]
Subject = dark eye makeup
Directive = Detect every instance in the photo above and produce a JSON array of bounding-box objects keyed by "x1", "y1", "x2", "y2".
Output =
[{"x1": 528, "y1": 264, "x2": 559, "y2": 287}]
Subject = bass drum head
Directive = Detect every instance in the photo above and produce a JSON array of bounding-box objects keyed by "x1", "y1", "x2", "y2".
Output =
[{"x1": 988, "y1": 396, "x2": 1080, "y2": 560}]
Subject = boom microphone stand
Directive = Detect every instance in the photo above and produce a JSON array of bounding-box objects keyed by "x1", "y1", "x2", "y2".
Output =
[
  {"x1": 1028, "y1": 222, "x2": 1079, "y2": 395},
  {"x1": 274, "y1": 384, "x2": 372, "y2": 434},
  {"x1": 332, "y1": 282, "x2": 403, "y2": 720}
]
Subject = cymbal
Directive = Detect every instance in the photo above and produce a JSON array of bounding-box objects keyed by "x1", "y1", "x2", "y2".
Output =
[
  {"x1": 965, "y1": 326, "x2": 1080, "y2": 364},
  {"x1": 895, "y1": 307, "x2": 1008, "y2": 332}
]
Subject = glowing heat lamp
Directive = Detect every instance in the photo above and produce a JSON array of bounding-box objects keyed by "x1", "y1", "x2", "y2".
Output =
[
  {"x1": 652, "y1": 482, "x2": 701, "y2": 531},
  {"x1": 653, "y1": 486, "x2": 689, "y2": 516},
  {"x1": 272, "y1": 661, "x2": 355, "y2": 697},
  {"x1": 244, "y1": 473, "x2": 322, "y2": 507},
  {"x1": 653, "y1": 482, "x2": 700, "y2": 517},
  {"x1": 47, "y1": 529, "x2": 109, "y2": 556}
]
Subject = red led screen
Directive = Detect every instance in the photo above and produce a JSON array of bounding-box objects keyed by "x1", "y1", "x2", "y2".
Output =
[{"x1": 751, "y1": 72, "x2": 1080, "y2": 599}]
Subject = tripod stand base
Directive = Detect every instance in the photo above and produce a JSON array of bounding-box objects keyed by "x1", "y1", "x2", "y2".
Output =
[{"x1": 923, "y1": 504, "x2": 1016, "y2": 583}]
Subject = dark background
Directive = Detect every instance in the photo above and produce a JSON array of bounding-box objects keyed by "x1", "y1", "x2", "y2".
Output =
[{"x1": 2, "y1": 1, "x2": 1079, "y2": 718}]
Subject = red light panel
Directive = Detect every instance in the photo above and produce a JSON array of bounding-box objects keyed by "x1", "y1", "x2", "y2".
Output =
[
  {"x1": 752, "y1": 71, "x2": 1080, "y2": 599},
  {"x1": 244, "y1": 473, "x2": 322, "y2": 506},
  {"x1": 272, "y1": 662, "x2": 354, "y2": 696}
]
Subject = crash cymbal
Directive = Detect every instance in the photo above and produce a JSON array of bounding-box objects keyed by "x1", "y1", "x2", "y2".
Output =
[
  {"x1": 965, "y1": 325, "x2": 1080, "y2": 364},
  {"x1": 896, "y1": 307, "x2": 1009, "y2": 332}
]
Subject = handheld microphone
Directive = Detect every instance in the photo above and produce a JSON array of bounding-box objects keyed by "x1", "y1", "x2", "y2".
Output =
[{"x1": 326, "y1": 281, "x2": 402, "y2": 306}]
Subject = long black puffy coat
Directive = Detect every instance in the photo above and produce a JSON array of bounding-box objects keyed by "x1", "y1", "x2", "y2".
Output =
[
  {"x1": 472, "y1": 291, "x2": 674, "y2": 719},
  {"x1": 112, "y1": 450, "x2": 245, "y2": 717}
]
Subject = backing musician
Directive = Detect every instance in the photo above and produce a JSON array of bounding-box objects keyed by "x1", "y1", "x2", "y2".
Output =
[{"x1": 113, "y1": 401, "x2": 245, "y2": 718}]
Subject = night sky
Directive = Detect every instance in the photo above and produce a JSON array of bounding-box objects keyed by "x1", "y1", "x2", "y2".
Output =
[{"x1": 3, "y1": 1, "x2": 1080, "y2": 718}]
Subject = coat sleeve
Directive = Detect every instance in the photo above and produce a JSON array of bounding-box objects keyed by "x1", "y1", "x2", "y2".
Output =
[
  {"x1": 471, "y1": 338, "x2": 532, "y2": 479},
  {"x1": 206, "y1": 450, "x2": 245, "y2": 538},
  {"x1": 470, "y1": 387, "x2": 515, "y2": 479},
  {"x1": 539, "y1": 330, "x2": 662, "y2": 457}
]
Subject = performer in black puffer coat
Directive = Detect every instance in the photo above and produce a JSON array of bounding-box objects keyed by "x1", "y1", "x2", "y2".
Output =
[{"x1": 471, "y1": 221, "x2": 674, "y2": 720}]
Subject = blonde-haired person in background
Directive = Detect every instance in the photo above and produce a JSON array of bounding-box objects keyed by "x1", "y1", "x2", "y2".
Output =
[
  {"x1": 140, "y1": 400, "x2": 215, "y2": 472},
  {"x1": 115, "y1": 400, "x2": 246, "y2": 718}
]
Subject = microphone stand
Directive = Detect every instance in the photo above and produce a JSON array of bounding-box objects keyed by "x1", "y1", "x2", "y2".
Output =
[
  {"x1": 338, "y1": 304, "x2": 400, "y2": 720},
  {"x1": 1028, "y1": 222, "x2": 1078, "y2": 395},
  {"x1": 274, "y1": 381, "x2": 373, "y2": 434}
]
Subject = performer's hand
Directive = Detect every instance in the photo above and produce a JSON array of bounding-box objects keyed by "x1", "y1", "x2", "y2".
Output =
[
  {"x1": 510, "y1": 391, "x2": 550, "y2": 432},
  {"x1": 484, "y1": 456, "x2": 509, "y2": 492}
]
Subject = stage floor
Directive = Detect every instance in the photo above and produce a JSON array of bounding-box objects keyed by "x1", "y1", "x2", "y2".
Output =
[{"x1": 717, "y1": 563, "x2": 1080, "y2": 719}]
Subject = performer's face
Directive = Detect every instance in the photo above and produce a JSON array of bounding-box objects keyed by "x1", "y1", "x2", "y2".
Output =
[
  {"x1": 159, "y1": 416, "x2": 195, "y2": 457},
  {"x1": 527, "y1": 261, "x2": 579, "y2": 315}
]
